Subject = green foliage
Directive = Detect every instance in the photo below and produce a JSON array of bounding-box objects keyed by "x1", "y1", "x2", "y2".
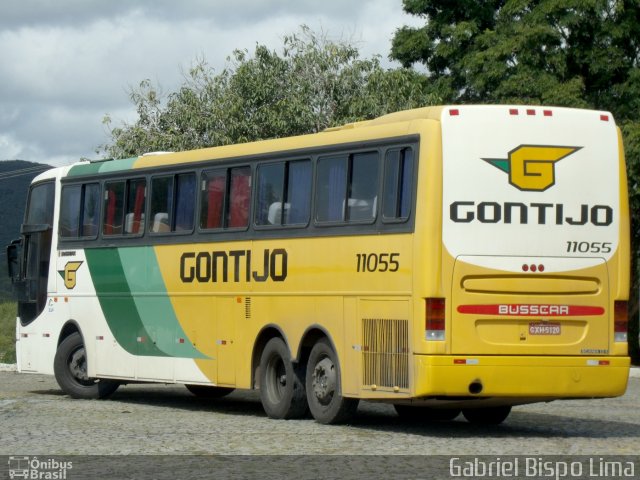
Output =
[
  {"x1": 0, "y1": 301, "x2": 16, "y2": 364},
  {"x1": 391, "y1": 0, "x2": 640, "y2": 112},
  {"x1": 392, "y1": 0, "x2": 640, "y2": 362},
  {"x1": 102, "y1": 26, "x2": 438, "y2": 158}
]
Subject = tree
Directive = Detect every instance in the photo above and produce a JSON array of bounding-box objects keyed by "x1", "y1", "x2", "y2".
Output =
[
  {"x1": 392, "y1": 0, "x2": 640, "y2": 362},
  {"x1": 102, "y1": 26, "x2": 437, "y2": 159}
]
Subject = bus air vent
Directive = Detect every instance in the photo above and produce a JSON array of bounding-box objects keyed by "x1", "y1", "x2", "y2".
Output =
[{"x1": 362, "y1": 318, "x2": 409, "y2": 390}]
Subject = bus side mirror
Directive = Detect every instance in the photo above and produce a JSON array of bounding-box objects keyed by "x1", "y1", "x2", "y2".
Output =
[{"x1": 7, "y1": 239, "x2": 21, "y2": 281}]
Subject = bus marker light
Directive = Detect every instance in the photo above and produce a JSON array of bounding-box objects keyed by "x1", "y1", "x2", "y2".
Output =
[
  {"x1": 600, "y1": 114, "x2": 609, "y2": 122},
  {"x1": 21, "y1": 333, "x2": 28, "y2": 338},
  {"x1": 454, "y1": 359, "x2": 479, "y2": 365},
  {"x1": 43, "y1": 333, "x2": 50, "y2": 338},
  {"x1": 449, "y1": 109, "x2": 460, "y2": 116},
  {"x1": 96, "y1": 336, "x2": 104, "y2": 341},
  {"x1": 509, "y1": 108, "x2": 519, "y2": 115},
  {"x1": 543, "y1": 110, "x2": 553, "y2": 117},
  {"x1": 523, "y1": 263, "x2": 545, "y2": 272},
  {"x1": 526, "y1": 109, "x2": 536, "y2": 116},
  {"x1": 587, "y1": 360, "x2": 610, "y2": 366}
]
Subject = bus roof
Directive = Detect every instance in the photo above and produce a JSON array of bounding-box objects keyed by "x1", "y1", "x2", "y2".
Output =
[{"x1": 51, "y1": 105, "x2": 613, "y2": 179}]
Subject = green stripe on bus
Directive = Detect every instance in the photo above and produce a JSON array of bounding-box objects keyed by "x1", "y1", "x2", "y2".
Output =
[
  {"x1": 117, "y1": 247, "x2": 208, "y2": 359},
  {"x1": 67, "y1": 157, "x2": 138, "y2": 177},
  {"x1": 85, "y1": 248, "x2": 168, "y2": 357}
]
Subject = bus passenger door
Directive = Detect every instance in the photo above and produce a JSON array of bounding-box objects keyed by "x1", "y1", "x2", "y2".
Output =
[
  {"x1": 8, "y1": 182, "x2": 55, "y2": 372},
  {"x1": 8, "y1": 182, "x2": 55, "y2": 327}
]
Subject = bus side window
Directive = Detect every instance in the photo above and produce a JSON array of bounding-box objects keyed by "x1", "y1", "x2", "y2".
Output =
[
  {"x1": 316, "y1": 152, "x2": 379, "y2": 223},
  {"x1": 255, "y1": 160, "x2": 311, "y2": 227},
  {"x1": 286, "y1": 160, "x2": 311, "y2": 225},
  {"x1": 228, "y1": 167, "x2": 251, "y2": 228},
  {"x1": 175, "y1": 173, "x2": 195, "y2": 231},
  {"x1": 103, "y1": 179, "x2": 146, "y2": 236},
  {"x1": 104, "y1": 181, "x2": 124, "y2": 235},
  {"x1": 60, "y1": 185, "x2": 81, "y2": 238},
  {"x1": 60, "y1": 183, "x2": 100, "y2": 239},
  {"x1": 150, "y1": 173, "x2": 195, "y2": 233},
  {"x1": 81, "y1": 183, "x2": 100, "y2": 237},
  {"x1": 150, "y1": 176, "x2": 173, "y2": 233},
  {"x1": 256, "y1": 163, "x2": 285, "y2": 226},
  {"x1": 383, "y1": 148, "x2": 414, "y2": 221},
  {"x1": 200, "y1": 169, "x2": 226, "y2": 230},
  {"x1": 348, "y1": 152, "x2": 379, "y2": 222},
  {"x1": 316, "y1": 155, "x2": 347, "y2": 222},
  {"x1": 125, "y1": 179, "x2": 146, "y2": 234}
]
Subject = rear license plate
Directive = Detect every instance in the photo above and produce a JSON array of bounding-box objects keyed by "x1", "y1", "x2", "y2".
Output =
[{"x1": 529, "y1": 322, "x2": 561, "y2": 335}]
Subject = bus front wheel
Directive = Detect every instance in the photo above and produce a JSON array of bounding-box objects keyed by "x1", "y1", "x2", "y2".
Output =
[
  {"x1": 53, "y1": 332, "x2": 119, "y2": 399},
  {"x1": 306, "y1": 338, "x2": 358, "y2": 424},
  {"x1": 258, "y1": 337, "x2": 307, "y2": 419}
]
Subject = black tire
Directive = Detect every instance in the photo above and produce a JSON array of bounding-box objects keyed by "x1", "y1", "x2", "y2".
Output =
[
  {"x1": 185, "y1": 384, "x2": 235, "y2": 399},
  {"x1": 306, "y1": 338, "x2": 358, "y2": 424},
  {"x1": 53, "y1": 332, "x2": 119, "y2": 399},
  {"x1": 394, "y1": 405, "x2": 460, "y2": 422},
  {"x1": 462, "y1": 406, "x2": 512, "y2": 425},
  {"x1": 258, "y1": 337, "x2": 307, "y2": 419}
]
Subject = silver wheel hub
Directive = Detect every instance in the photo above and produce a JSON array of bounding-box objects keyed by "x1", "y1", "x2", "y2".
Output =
[
  {"x1": 312, "y1": 358, "x2": 336, "y2": 405},
  {"x1": 69, "y1": 348, "x2": 89, "y2": 381}
]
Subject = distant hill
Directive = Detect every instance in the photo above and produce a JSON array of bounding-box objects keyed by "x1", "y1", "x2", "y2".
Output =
[{"x1": 0, "y1": 160, "x2": 52, "y2": 300}]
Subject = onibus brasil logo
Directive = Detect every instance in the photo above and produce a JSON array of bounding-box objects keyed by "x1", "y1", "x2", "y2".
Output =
[{"x1": 483, "y1": 145, "x2": 582, "y2": 191}]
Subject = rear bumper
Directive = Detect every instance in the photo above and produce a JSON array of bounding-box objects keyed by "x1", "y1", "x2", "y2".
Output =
[{"x1": 414, "y1": 355, "x2": 630, "y2": 399}]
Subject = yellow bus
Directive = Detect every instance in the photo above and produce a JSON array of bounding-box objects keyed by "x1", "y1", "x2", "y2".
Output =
[{"x1": 7, "y1": 105, "x2": 630, "y2": 424}]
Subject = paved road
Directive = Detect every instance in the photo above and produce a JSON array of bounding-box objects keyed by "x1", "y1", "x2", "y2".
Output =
[{"x1": 1, "y1": 371, "x2": 639, "y2": 456}]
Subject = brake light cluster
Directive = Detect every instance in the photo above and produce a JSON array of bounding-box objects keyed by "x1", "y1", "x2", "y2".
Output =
[
  {"x1": 425, "y1": 298, "x2": 445, "y2": 341},
  {"x1": 614, "y1": 301, "x2": 628, "y2": 342}
]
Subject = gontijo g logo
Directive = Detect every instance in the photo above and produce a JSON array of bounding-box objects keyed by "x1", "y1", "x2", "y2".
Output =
[
  {"x1": 483, "y1": 145, "x2": 582, "y2": 192},
  {"x1": 58, "y1": 261, "x2": 83, "y2": 289}
]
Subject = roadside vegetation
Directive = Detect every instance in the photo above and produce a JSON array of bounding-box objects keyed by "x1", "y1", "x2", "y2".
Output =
[{"x1": 0, "y1": 301, "x2": 16, "y2": 363}]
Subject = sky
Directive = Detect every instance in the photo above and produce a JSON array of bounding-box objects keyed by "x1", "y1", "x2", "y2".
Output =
[{"x1": 0, "y1": 0, "x2": 423, "y2": 167}]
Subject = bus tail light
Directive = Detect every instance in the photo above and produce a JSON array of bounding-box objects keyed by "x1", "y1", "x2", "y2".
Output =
[
  {"x1": 614, "y1": 301, "x2": 628, "y2": 342},
  {"x1": 426, "y1": 298, "x2": 445, "y2": 341}
]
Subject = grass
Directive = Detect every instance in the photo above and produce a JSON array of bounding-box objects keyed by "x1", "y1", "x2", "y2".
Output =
[{"x1": 0, "y1": 301, "x2": 16, "y2": 363}]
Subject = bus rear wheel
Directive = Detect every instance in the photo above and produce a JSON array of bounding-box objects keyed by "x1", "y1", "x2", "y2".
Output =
[
  {"x1": 258, "y1": 337, "x2": 307, "y2": 419},
  {"x1": 53, "y1": 332, "x2": 119, "y2": 399},
  {"x1": 462, "y1": 406, "x2": 512, "y2": 425},
  {"x1": 306, "y1": 338, "x2": 358, "y2": 424}
]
